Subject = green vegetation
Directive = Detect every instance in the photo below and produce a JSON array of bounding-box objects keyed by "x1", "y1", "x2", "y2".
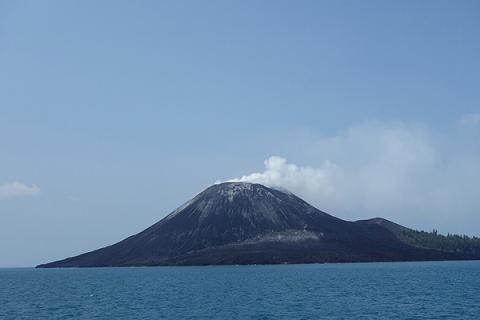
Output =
[
  {"x1": 397, "y1": 228, "x2": 480, "y2": 255},
  {"x1": 367, "y1": 218, "x2": 480, "y2": 256}
]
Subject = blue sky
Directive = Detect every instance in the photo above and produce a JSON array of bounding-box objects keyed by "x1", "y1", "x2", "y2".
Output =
[{"x1": 1, "y1": 0, "x2": 479, "y2": 267}]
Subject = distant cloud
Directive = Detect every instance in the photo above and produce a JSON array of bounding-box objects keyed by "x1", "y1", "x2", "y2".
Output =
[
  {"x1": 228, "y1": 120, "x2": 480, "y2": 233},
  {"x1": 0, "y1": 182, "x2": 41, "y2": 200},
  {"x1": 67, "y1": 195, "x2": 80, "y2": 203},
  {"x1": 459, "y1": 113, "x2": 480, "y2": 127}
]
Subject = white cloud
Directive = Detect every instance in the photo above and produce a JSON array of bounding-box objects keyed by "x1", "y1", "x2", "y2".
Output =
[
  {"x1": 0, "y1": 182, "x2": 41, "y2": 200},
  {"x1": 67, "y1": 195, "x2": 80, "y2": 203},
  {"x1": 228, "y1": 121, "x2": 480, "y2": 234},
  {"x1": 459, "y1": 113, "x2": 480, "y2": 127}
]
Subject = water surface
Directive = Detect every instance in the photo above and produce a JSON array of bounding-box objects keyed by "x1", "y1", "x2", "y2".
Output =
[{"x1": 1, "y1": 261, "x2": 479, "y2": 319}]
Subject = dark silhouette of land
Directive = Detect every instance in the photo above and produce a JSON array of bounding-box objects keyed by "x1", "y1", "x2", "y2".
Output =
[{"x1": 37, "y1": 182, "x2": 480, "y2": 267}]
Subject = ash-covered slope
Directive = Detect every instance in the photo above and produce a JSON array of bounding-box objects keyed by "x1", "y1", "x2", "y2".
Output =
[{"x1": 37, "y1": 182, "x2": 478, "y2": 267}]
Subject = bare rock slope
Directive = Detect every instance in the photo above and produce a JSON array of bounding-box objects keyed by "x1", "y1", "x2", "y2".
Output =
[{"x1": 37, "y1": 182, "x2": 480, "y2": 267}]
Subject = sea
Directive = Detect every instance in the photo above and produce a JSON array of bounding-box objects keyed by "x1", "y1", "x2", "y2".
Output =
[{"x1": 1, "y1": 261, "x2": 480, "y2": 319}]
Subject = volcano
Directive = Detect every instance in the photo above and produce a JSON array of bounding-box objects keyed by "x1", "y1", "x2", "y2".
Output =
[{"x1": 37, "y1": 182, "x2": 480, "y2": 267}]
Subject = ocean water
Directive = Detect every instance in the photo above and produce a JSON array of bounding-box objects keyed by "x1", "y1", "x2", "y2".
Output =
[{"x1": 1, "y1": 261, "x2": 480, "y2": 319}]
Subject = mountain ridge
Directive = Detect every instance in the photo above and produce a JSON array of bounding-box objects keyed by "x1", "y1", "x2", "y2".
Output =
[{"x1": 37, "y1": 182, "x2": 480, "y2": 267}]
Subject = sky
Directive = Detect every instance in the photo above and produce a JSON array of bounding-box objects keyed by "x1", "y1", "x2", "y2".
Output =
[{"x1": 0, "y1": 0, "x2": 479, "y2": 267}]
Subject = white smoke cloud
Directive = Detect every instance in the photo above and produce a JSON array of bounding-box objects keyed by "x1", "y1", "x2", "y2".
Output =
[
  {"x1": 0, "y1": 182, "x2": 41, "y2": 200},
  {"x1": 230, "y1": 156, "x2": 339, "y2": 200},
  {"x1": 228, "y1": 120, "x2": 480, "y2": 234}
]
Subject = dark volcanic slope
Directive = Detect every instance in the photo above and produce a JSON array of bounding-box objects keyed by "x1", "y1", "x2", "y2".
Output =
[{"x1": 37, "y1": 182, "x2": 479, "y2": 267}]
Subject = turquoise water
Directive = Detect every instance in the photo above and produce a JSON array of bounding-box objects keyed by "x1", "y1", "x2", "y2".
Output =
[{"x1": 1, "y1": 261, "x2": 480, "y2": 319}]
